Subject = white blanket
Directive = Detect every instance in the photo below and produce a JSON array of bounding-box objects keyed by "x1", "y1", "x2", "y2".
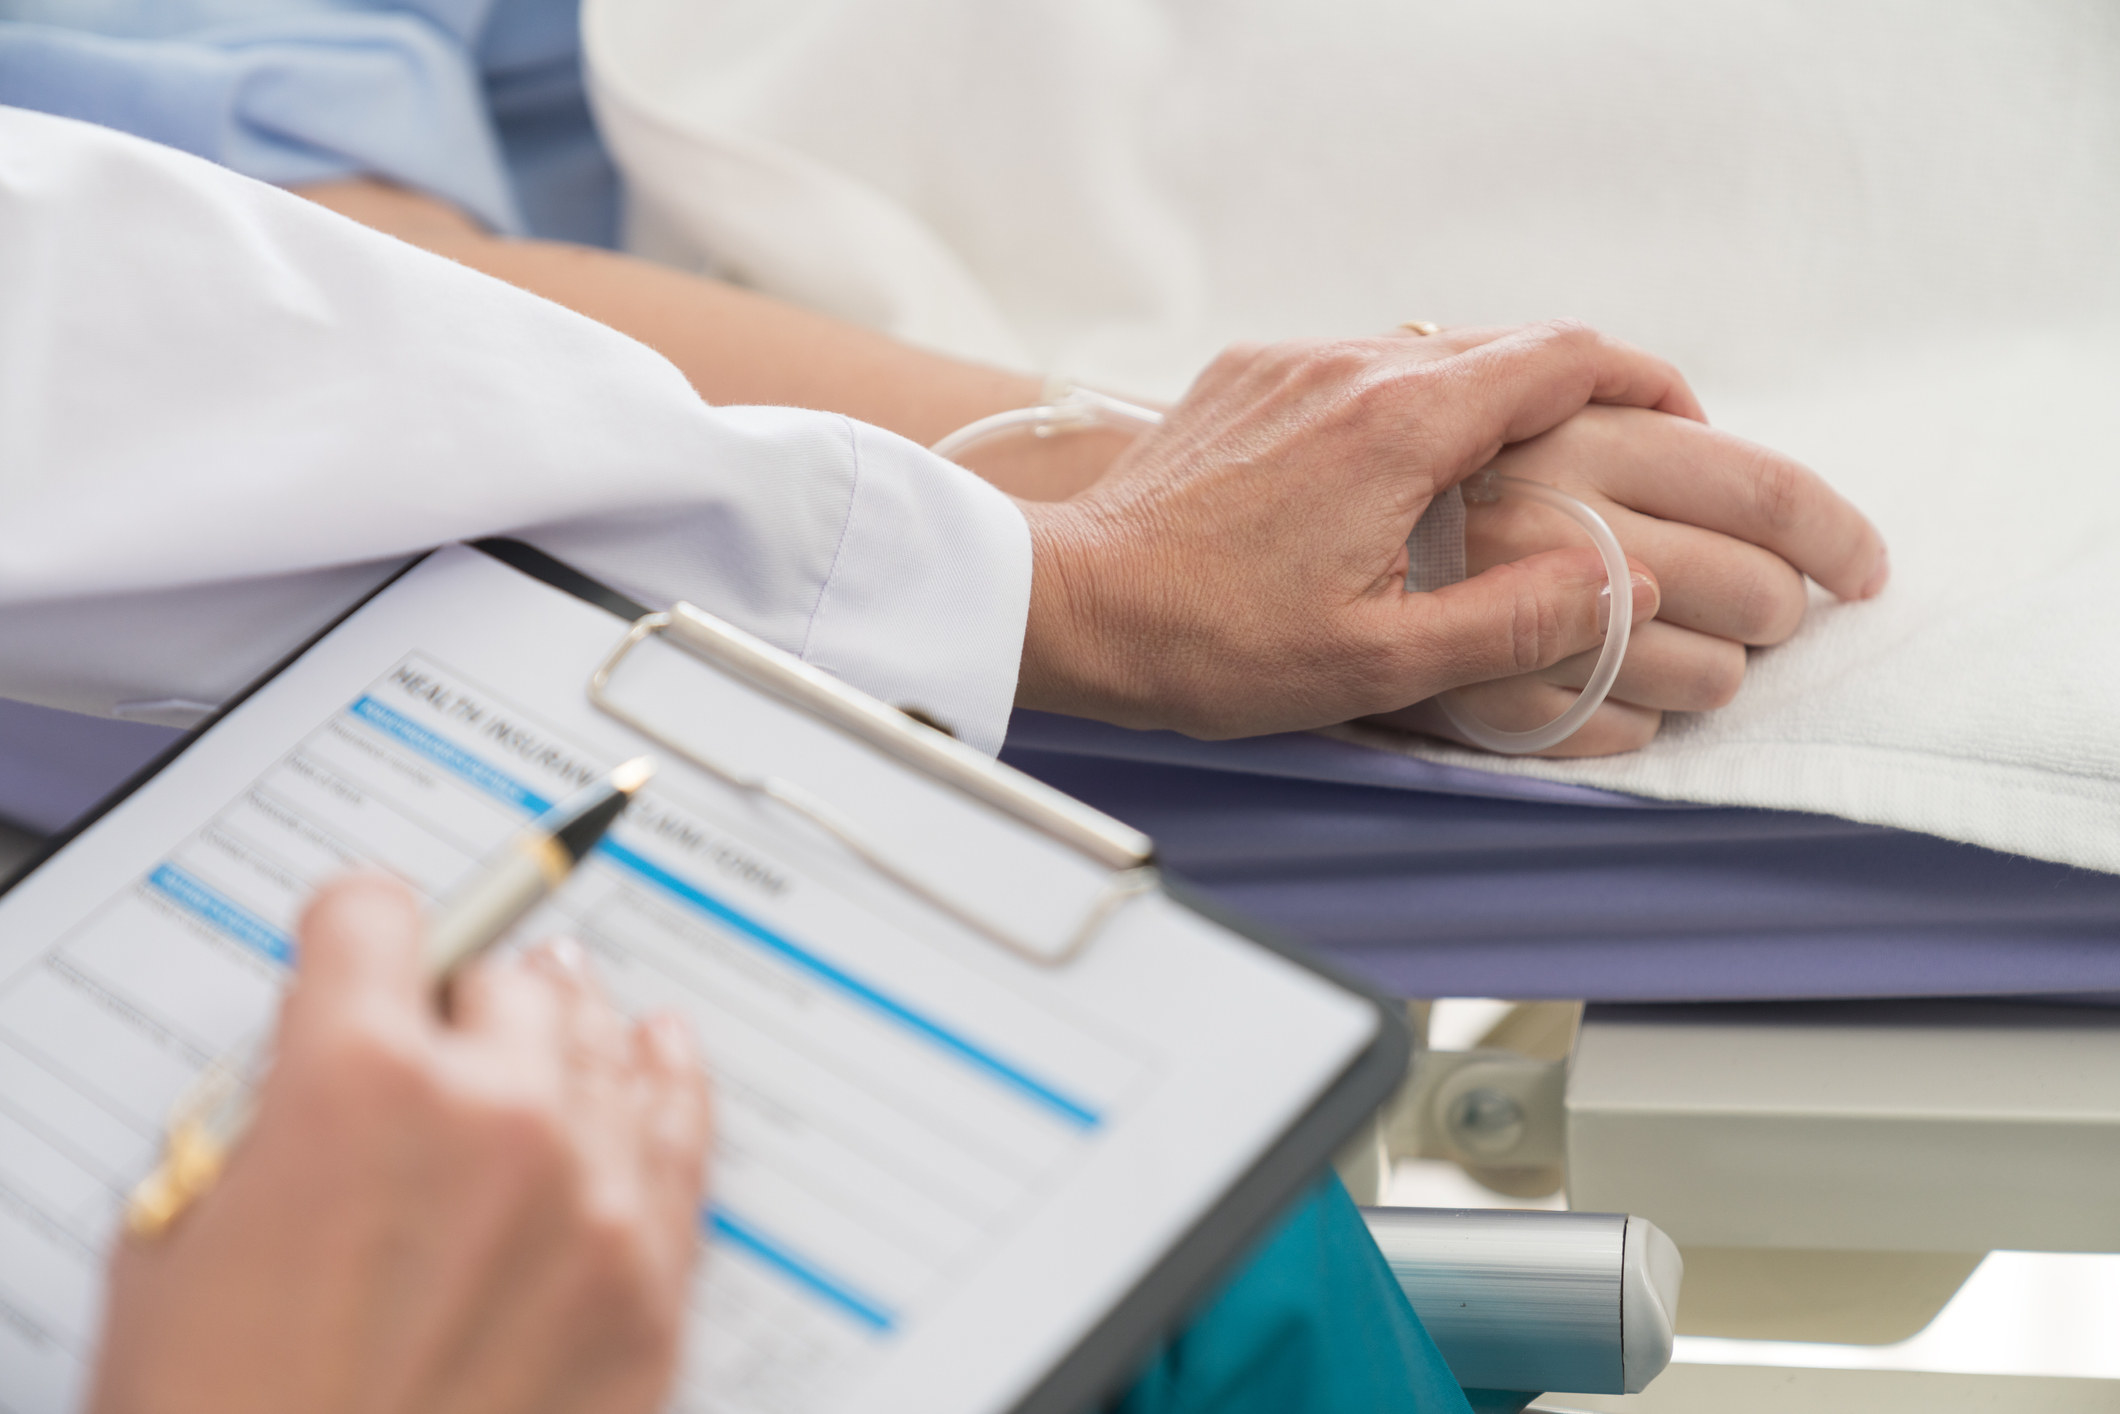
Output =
[
  {"x1": 1340, "y1": 331, "x2": 2120, "y2": 874},
  {"x1": 583, "y1": 0, "x2": 2120, "y2": 873}
]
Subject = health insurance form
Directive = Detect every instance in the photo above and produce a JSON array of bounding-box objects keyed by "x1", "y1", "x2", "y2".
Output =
[{"x1": 0, "y1": 546, "x2": 1382, "y2": 1414}]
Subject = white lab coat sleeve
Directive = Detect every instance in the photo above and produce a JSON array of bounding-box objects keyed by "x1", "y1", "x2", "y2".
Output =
[{"x1": 0, "y1": 107, "x2": 1031, "y2": 756}]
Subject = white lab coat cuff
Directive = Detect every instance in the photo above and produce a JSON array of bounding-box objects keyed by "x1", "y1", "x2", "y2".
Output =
[
  {"x1": 798, "y1": 421, "x2": 1031, "y2": 758},
  {"x1": 0, "y1": 112, "x2": 1033, "y2": 757}
]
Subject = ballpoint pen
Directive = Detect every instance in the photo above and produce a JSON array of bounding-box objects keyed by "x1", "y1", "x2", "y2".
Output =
[{"x1": 124, "y1": 755, "x2": 657, "y2": 1238}]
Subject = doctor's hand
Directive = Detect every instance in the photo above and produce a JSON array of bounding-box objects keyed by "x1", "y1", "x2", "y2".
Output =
[
  {"x1": 1014, "y1": 321, "x2": 1682, "y2": 738},
  {"x1": 87, "y1": 875, "x2": 712, "y2": 1414}
]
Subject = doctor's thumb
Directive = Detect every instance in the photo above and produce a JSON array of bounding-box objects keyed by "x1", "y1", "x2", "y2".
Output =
[{"x1": 1385, "y1": 549, "x2": 1658, "y2": 698}]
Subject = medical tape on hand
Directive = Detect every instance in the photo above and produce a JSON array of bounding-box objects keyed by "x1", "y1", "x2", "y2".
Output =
[{"x1": 1407, "y1": 486, "x2": 1468, "y2": 593}]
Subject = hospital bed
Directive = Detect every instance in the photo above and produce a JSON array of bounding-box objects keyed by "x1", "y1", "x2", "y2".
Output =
[
  {"x1": 1000, "y1": 712, "x2": 2120, "y2": 1409},
  {"x1": 999, "y1": 714, "x2": 2120, "y2": 1004},
  {"x1": 1368, "y1": 999, "x2": 2120, "y2": 1403},
  {"x1": 0, "y1": 699, "x2": 179, "y2": 837}
]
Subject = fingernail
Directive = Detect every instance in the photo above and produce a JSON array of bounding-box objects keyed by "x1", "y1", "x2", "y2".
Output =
[
  {"x1": 1598, "y1": 572, "x2": 1656, "y2": 633},
  {"x1": 1860, "y1": 547, "x2": 1891, "y2": 600}
]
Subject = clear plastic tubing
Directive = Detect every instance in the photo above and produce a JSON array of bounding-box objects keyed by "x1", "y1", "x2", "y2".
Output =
[
  {"x1": 930, "y1": 389, "x2": 1630, "y2": 755},
  {"x1": 928, "y1": 386, "x2": 1170, "y2": 461}
]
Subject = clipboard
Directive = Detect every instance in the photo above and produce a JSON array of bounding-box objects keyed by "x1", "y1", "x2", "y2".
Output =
[{"x1": 0, "y1": 539, "x2": 1409, "y2": 1414}]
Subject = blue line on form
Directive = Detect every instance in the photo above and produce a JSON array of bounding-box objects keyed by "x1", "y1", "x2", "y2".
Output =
[
  {"x1": 603, "y1": 839, "x2": 1099, "y2": 1127},
  {"x1": 147, "y1": 864, "x2": 295, "y2": 964},
  {"x1": 349, "y1": 696, "x2": 550, "y2": 813},
  {"x1": 707, "y1": 1207, "x2": 897, "y2": 1333},
  {"x1": 346, "y1": 695, "x2": 1102, "y2": 1128}
]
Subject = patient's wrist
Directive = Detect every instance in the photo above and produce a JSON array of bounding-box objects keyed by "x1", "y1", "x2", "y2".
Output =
[{"x1": 958, "y1": 426, "x2": 1138, "y2": 501}]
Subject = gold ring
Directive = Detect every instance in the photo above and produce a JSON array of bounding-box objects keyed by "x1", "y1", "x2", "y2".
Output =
[{"x1": 1399, "y1": 320, "x2": 1444, "y2": 337}]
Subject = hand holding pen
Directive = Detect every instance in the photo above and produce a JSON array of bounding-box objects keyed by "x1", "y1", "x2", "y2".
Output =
[
  {"x1": 127, "y1": 757, "x2": 660, "y2": 1237},
  {"x1": 92, "y1": 759, "x2": 710, "y2": 1414}
]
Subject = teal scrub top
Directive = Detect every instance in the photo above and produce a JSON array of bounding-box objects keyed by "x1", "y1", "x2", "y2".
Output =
[{"x1": 1117, "y1": 1177, "x2": 1474, "y2": 1414}]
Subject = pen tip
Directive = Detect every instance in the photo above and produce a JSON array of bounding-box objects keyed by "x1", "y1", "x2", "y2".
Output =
[{"x1": 609, "y1": 756, "x2": 657, "y2": 795}]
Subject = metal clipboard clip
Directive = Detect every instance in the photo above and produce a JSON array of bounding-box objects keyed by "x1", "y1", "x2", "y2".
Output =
[{"x1": 588, "y1": 603, "x2": 1159, "y2": 966}]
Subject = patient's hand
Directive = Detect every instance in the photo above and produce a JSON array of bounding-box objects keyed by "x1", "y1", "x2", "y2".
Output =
[
  {"x1": 1370, "y1": 396, "x2": 1888, "y2": 754},
  {"x1": 88, "y1": 875, "x2": 712, "y2": 1414}
]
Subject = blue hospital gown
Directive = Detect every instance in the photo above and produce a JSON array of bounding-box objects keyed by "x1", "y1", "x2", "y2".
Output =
[
  {"x1": 0, "y1": 7, "x2": 1474, "y2": 1409},
  {"x1": 0, "y1": 0, "x2": 618, "y2": 244}
]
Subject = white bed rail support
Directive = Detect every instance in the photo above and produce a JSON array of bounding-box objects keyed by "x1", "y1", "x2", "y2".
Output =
[{"x1": 1384, "y1": 1048, "x2": 1568, "y2": 1173}]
